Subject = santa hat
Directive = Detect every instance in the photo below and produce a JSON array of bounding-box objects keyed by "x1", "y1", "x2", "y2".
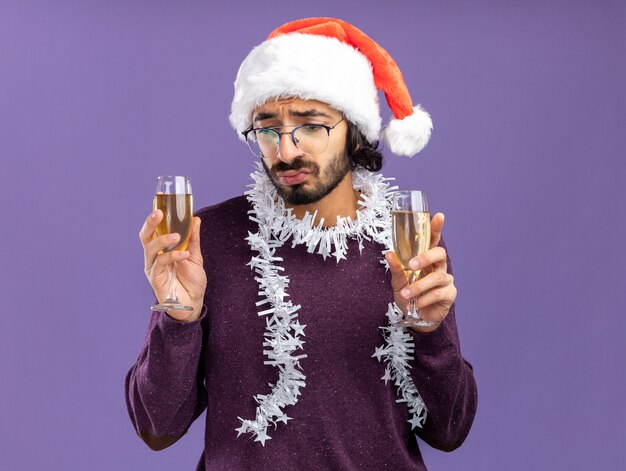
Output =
[{"x1": 229, "y1": 17, "x2": 432, "y2": 157}]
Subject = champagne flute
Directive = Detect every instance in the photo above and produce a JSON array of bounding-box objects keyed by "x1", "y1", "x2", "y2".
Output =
[
  {"x1": 391, "y1": 190, "x2": 436, "y2": 328},
  {"x1": 150, "y1": 176, "x2": 194, "y2": 312}
]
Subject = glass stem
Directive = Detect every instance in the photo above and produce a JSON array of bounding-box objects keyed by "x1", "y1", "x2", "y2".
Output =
[
  {"x1": 407, "y1": 271, "x2": 419, "y2": 320},
  {"x1": 166, "y1": 262, "x2": 179, "y2": 303}
]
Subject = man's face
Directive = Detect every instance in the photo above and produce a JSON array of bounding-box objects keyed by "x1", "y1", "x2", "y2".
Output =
[{"x1": 251, "y1": 98, "x2": 351, "y2": 206}]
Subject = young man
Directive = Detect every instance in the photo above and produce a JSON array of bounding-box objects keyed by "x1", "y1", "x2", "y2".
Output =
[{"x1": 126, "y1": 18, "x2": 477, "y2": 471}]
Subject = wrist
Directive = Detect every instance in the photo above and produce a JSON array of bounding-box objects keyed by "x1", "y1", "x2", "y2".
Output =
[
  {"x1": 165, "y1": 304, "x2": 204, "y2": 323},
  {"x1": 409, "y1": 323, "x2": 440, "y2": 334}
]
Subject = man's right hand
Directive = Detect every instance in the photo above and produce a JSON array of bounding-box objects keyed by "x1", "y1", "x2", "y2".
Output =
[{"x1": 139, "y1": 210, "x2": 207, "y2": 322}]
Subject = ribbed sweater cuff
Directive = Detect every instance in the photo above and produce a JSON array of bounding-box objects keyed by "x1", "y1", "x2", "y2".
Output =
[
  {"x1": 155, "y1": 305, "x2": 207, "y2": 341},
  {"x1": 407, "y1": 322, "x2": 455, "y2": 353}
]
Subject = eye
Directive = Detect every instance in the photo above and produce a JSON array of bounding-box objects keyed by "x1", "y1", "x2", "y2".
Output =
[
  {"x1": 299, "y1": 124, "x2": 325, "y2": 135},
  {"x1": 257, "y1": 128, "x2": 277, "y2": 138}
]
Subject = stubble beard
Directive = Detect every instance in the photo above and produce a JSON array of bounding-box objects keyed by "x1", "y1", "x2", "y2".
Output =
[{"x1": 261, "y1": 150, "x2": 352, "y2": 206}]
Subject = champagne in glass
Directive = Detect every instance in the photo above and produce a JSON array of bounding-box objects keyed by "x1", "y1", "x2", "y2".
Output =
[
  {"x1": 154, "y1": 194, "x2": 193, "y2": 252},
  {"x1": 151, "y1": 176, "x2": 194, "y2": 312},
  {"x1": 391, "y1": 190, "x2": 436, "y2": 328}
]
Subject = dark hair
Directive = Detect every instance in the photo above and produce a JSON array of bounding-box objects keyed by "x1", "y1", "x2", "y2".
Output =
[{"x1": 345, "y1": 120, "x2": 383, "y2": 172}]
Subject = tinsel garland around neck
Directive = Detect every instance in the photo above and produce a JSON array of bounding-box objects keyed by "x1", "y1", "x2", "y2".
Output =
[{"x1": 235, "y1": 163, "x2": 428, "y2": 445}]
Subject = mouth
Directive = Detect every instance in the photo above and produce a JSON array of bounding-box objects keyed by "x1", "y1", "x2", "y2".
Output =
[{"x1": 276, "y1": 169, "x2": 312, "y2": 186}]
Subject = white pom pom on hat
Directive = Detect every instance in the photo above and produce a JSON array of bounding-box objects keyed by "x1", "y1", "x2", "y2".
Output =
[
  {"x1": 230, "y1": 17, "x2": 432, "y2": 157},
  {"x1": 383, "y1": 105, "x2": 432, "y2": 157}
]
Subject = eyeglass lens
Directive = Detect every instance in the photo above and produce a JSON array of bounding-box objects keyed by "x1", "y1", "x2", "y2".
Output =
[{"x1": 247, "y1": 125, "x2": 329, "y2": 158}]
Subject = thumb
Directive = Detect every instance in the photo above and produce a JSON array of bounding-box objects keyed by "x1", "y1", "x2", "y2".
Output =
[
  {"x1": 430, "y1": 212, "x2": 445, "y2": 248},
  {"x1": 385, "y1": 251, "x2": 409, "y2": 290},
  {"x1": 187, "y1": 217, "x2": 202, "y2": 258}
]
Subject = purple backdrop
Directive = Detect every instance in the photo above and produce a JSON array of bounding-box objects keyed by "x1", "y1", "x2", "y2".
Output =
[{"x1": 1, "y1": 1, "x2": 625, "y2": 469}]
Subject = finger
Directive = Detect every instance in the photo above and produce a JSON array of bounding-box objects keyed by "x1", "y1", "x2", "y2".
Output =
[
  {"x1": 407, "y1": 246, "x2": 447, "y2": 272},
  {"x1": 430, "y1": 212, "x2": 445, "y2": 249},
  {"x1": 416, "y1": 285, "x2": 457, "y2": 310},
  {"x1": 144, "y1": 233, "x2": 181, "y2": 270},
  {"x1": 385, "y1": 251, "x2": 403, "y2": 272},
  {"x1": 385, "y1": 251, "x2": 410, "y2": 291},
  {"x1": 139, "y1": 210, "x2": 163, "y2": 246},
  {"x1": 152, "y1": 250, "x2": 190, "y2": 270},
  {"x1": 187, "y1": 217, "x2": 202, "y2": 258},
  {"x1": 400, "y1": 270, "x2": 453, "y2": 299}
]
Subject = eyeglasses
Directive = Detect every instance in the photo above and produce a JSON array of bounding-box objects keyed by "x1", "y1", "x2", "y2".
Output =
[{"x1": 242, "y1": 118, "x2": 345, "y2": 159}]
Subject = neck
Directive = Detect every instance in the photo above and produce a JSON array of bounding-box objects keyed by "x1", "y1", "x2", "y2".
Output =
[{"x1": 285, "y1": 172, "x2": 361, "y2": 227}]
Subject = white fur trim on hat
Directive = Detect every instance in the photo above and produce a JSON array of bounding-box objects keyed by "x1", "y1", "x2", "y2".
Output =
[
  {"x1": 383, "y1": 105, "x2": 433, "y2": 157},
  {"x1": 229, "y1": 33, "x2": 381, "y2": 143}
]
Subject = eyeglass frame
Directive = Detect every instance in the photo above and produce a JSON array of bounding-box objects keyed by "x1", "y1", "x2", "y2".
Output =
[{"x1": 241, "y1": 117, "x2": 346, "y2": 158}]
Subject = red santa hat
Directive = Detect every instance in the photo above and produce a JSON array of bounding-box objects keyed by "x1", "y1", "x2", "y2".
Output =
[{"x1": 229, "y1": 17, "x2": 433, "y2": 157}]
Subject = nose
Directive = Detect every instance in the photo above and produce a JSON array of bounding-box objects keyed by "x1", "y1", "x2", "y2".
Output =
[{"x1": 276, "y1": 131, "x2": 304, "y2": 164}]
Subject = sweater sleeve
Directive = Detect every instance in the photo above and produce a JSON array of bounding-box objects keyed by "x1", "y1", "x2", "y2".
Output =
[
  {"x1": 408, "y1": 237, "x2": 478, "y2": 452},
  {"x1": 124, "y1": 307, "x2": 208, "y2": 451}
]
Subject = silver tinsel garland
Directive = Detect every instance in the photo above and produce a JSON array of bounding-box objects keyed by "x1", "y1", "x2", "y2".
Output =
[
  {"x1": 236, "y1": 163, "x2": 427, "y2": 445},
  {"x1": 372, "y1": 303, "x2": 428, "y2": 429}
]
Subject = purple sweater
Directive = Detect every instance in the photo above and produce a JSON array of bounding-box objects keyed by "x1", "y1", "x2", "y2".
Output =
[{"x1": 125, "y1": 195, "x2": 477, "y2": 470}]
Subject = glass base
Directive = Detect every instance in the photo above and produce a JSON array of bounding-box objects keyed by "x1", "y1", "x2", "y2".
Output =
[
  {"x1": 393, "y1": 317, "x2": 436, "y2": 328},
  {"x1": 151, "y1": 302, "x2": 194, "y2": 312}
]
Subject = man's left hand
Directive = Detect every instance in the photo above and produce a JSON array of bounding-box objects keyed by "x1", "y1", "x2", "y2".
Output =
[{"x1": 385, "y1": 213, "x2": 457, "y2": 333}]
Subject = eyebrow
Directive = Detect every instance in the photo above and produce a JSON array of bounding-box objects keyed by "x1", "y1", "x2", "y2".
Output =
[{"x1": 253, "y1": 109, "x2": 334, "y2": 123}]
